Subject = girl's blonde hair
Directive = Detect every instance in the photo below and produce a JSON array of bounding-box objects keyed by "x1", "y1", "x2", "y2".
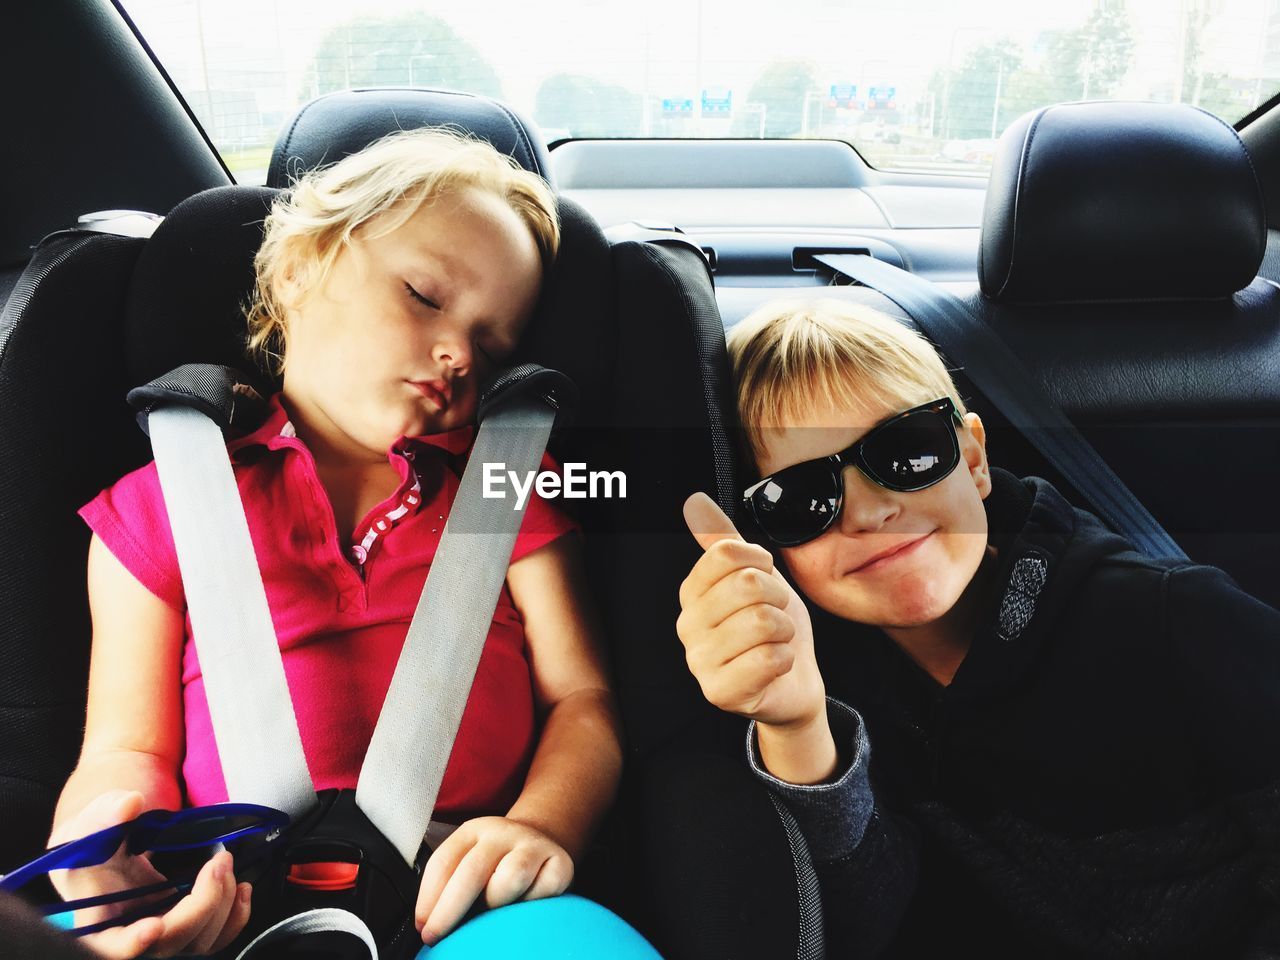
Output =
[
  {"x1": 725, "y1": 299, "x2": 967, "y2": 463},
  {"x1": 244, "y1": 126, "x2": 560, "y2": 376}
]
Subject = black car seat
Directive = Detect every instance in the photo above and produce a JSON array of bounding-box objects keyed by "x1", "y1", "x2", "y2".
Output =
[
  {"x1": 0, "y1": 88, "x2": 822, "y2": 960},
  {"x1": 263, "y1": 85, "x2": 740, "y2": 762},
  {"x1": 958, "y1": 101, "x2": 1280, "y2": 609},
  {"x1": 267, "y1": 89, "x2": 824, "y2": 960}
]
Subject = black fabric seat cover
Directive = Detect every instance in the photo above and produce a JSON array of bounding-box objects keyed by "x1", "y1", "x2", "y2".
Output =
[
  {"x1": 0, "y1": 88, "x2": 815, "y2": 960},
  {"x1": 0, "y1": 96, "x2": 585, "y2": 878},
  {"x1": 267, "y1": 88, "x2": 554, "y2": 189}
]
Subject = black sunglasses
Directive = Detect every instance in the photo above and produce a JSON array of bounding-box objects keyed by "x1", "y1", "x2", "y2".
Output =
[{"x1": 742, "y1": 397, "x2": 964, "y2": 547}]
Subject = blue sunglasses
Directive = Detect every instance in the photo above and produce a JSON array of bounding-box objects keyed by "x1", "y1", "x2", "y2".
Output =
[{"x1": 0, "y1": 802, "x2": 287, "y2": 937}]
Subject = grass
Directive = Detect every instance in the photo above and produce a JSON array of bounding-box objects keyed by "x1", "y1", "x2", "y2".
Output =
[{"x1": 221, "y1": 146, "x2": 273, "y2": 175}]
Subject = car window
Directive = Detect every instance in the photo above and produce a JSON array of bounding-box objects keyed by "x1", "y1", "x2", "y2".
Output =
[{"x1": 120, "y1": 0, "x2": 1280, "y2": 184}]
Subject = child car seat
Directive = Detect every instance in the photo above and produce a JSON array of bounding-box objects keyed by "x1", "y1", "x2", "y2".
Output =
[{"x1": 0, "y1": 88, "x2": 824, "y2": 959}]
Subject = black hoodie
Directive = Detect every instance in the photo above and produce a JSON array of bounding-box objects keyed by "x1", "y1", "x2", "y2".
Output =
[{"x1": 748, "y1": 468, "x2": 1280, "y2": 958}]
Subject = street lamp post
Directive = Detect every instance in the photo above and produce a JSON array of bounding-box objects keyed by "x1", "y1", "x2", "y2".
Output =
[
  {"x1": 801, "y1": 91, "x2": 825, "y2": 137},
  {"x1": 943, "y1": 26, "x2": 985, "y2": 141},
  {"x1": 193, "y1": 0, "x2": 216, "y2": 139},
  {"x1": 990, "y1": 56, "x2": 1004, "y2": 138}
]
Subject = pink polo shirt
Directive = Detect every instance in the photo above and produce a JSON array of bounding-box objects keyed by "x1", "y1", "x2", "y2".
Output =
[{"x1": 79, "y1": 394, "x2": 579, "y2": 821}]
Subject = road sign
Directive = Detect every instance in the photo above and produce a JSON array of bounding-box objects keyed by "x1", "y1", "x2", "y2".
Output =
[
  {"x1": 867, "y1": 86, "x2": 897, "y2": 110},
  {"x1": 700, "y1": 88, "x2": 732, "y2": 116},
  {"x1": 829, "y1": 84, "x2": 857, "y2": 108}
]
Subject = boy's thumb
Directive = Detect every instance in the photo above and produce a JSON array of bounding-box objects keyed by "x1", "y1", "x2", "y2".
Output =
[{"x1": 683, "y1": 492, "x2": 744, "y2": 551}]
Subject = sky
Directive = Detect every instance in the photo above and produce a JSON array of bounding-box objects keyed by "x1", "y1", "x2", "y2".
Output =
[{"x1": 122, "y1": 0, "x2": 1279, "y2": 129}]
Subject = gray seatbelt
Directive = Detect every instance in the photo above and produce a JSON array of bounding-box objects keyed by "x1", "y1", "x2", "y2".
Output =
[
  {"x1": 142, "y1": 364, "x2": 570, "y2": 864},
  {"x1": 814, "y1": 252, "x2": 1188, "y2": 561},
  {"x1": 233, "y1": 908, "x2": 376, "y2": 960},
  {"x1": 357, "y1": 394, "x2": 557, "y2": 862},
  {"x1": 148, "y1": 406, "x2": 317, "y2": 819}
]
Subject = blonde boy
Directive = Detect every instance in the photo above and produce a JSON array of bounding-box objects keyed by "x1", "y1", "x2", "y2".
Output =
[{"x1": 677, "y1": 299, "x2": 1280, "y2": 957}]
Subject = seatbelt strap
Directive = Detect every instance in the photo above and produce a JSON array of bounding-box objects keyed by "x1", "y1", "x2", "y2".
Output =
[
  {"x1": 148, "y1": 406, "x2": 317, "y2": 819},
  {"x1": 141, "y1": 363, "x2": 574, "y2": 865},
  {"x1": 356, "y1": 391, "x2": 558, "y2": 863},
  {"x1": 813, "y1": 253, "x2": 1187, "y2": 561},
  {"x1": 232, "y1": 908, "x2": 375, "y2": 960}
]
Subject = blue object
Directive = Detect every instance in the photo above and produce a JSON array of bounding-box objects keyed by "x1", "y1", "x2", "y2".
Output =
[
  {"x1": 419, "y1": 895, "x2": 663, "y2": 959},
  {"x1": 3, "y1": 802, "x2": 287, "y2": 936},
  {"x1": 700, "y1": 89, "x2": 732, "y2": 115},
  {"x1": 829, "y1": 84, "x2": 857, "y2": 106}
]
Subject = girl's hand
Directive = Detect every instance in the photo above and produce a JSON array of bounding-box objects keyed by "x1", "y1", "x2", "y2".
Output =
[
  {"x1": 48, "y1": 790, "x2": 252, "y2": 959},
  {"x1": 414, "y1": 817, "x2": 573, "y2": 946}
]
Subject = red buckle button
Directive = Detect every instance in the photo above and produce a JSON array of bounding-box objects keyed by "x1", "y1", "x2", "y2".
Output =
[{"x1": 286, "y1": 861, "x2": 360, "y2": 891}]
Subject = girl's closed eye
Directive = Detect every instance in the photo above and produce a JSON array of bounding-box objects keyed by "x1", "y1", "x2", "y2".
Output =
[{"x1": 405, "y1": 281, "x2": 440, "y2": 310}]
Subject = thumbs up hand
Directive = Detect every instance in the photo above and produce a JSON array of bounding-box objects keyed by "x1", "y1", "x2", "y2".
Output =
[{"x1": 678, "y1": 494, "x2": 833, "y2": 782}]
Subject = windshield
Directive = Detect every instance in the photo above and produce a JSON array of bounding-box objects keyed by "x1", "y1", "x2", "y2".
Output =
[{"x1": 120, "y1": 0, "x2": 1280, "y2": 183}]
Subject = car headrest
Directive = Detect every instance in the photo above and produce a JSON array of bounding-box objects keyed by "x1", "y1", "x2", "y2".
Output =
[
  {"x1": 979, "y1": 101, "x2": 1265, "y2": 304},
  {"x1": 266, "y1": 88, "x2": 554, "y2": 189},
  {"x1": 123, "y1": 183, "x2": 614, "y2": 428}
]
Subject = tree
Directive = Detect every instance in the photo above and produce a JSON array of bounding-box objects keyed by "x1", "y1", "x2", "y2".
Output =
[
  {"x1": 301, "y1": 14, "x2": 503, "y2": 100},
  {"x1": 930, "y1": 5, "x2": 1136, "y2": 143},
  {"x1": 734, "y1": 60, "x2": 820, "y2": 138},
  {"x1": 1192, "y1": 72, "x2": 1256, "y2": 121},
  {"x1": 1179, "y1": 3, "x2": 1254, "y2": 120},
  {"x1": 997, "y1": 67, "x2": 1065, "y2": 130},
  {"x1": 1046, "y1": 2, "x2": 1135, "y2": 100},
  {"x1": 533, "y1": 75, "x2": 643, "y2": 138},
  {"x1": 944, "y1": 39, "x2": 1022, "y2": 140}
]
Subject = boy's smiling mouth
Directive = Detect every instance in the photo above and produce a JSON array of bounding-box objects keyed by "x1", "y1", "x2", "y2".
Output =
[{"x1": 847, "y1": 531, "x2": 934, "y2": 574}]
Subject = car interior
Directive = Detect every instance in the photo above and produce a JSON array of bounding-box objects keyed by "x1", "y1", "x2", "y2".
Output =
[{"x1": 3, "y1": 0, "x2": 1280, "y2": 955}]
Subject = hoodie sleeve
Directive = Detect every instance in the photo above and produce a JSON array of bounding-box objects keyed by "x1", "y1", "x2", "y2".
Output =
[
  {"x1": 1165, "y1": 563, "x2": 1280, "y2": 790},
  {"x1": 746, "y1": 698, "x2": 920, "y2": 958},
  {"x1": 1165, "y1": 563, "x2": 1280, "y2": 954}
]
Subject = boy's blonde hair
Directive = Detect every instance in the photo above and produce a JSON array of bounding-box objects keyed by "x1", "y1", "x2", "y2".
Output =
[
  {"x1": 244, "y1": 126, "x2": 560, "y2": 376},
  {"x1": 726, "y1": 299, "x2": 968, "y2": 463}
]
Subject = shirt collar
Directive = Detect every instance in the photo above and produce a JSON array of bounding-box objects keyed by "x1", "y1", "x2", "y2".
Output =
[
  {"x1": 395, "y1": 423, "x2": 476, "y2": 458},
  {"x1": 227, "y1": 393, "x2": 476, "y2": 462}
]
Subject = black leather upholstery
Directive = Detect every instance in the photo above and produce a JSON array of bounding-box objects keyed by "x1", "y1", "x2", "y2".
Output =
[
  {"x1": 966, "y1": 101, "x2": 1280, "y2": 608},
  {"x1": 980, "y1": 102, "x2": 1266, "y2": 303},
  {"x1": 267, "y1": 88, "x2": 554, "y2": 190},
  {"x1": 971, "y1": 279, "x2": 1280, "y2": 420}
]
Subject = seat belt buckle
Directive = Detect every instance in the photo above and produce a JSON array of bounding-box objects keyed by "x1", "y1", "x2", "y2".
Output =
[
  {"x1": 282, "y1": 839, "x2": 363, "y2": 895},
  {"x1": 286, "y1": 861, "x2": 361, "y2": 892}
]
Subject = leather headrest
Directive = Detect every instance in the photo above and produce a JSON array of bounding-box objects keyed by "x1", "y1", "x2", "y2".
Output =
[
  {"x1": 267, "y1": 88, "x2": 553, "y2": 188},
  {"x1": 979, "y1": 101, "x2": 1265, "y2": 304}
]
